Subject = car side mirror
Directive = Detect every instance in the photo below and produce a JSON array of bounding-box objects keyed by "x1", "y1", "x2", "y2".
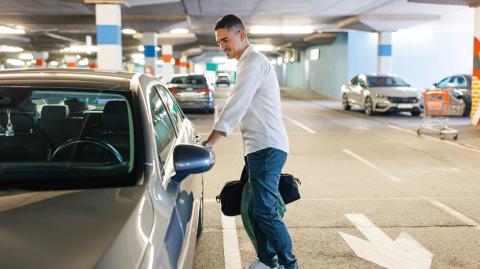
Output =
[
  {"x1": 433, "y1": 82, "x2": 439, "y2": 87},
  {"x1": 359, "y1": 82, "x2": 366, "y2": 88},
  {"x1": 172, "y1": 144, "x2": 215, "y2": 181}
]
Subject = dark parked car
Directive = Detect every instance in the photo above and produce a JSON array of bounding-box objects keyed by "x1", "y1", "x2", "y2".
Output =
[
  {"x1": 430, "y1": 74, "x2": 471, "y2": 116},
  {"x1": 169, "y1": 74, "x2": 215, "y2": 113},
  {"x1": 0, "y1": 69, "x2": 214, "y2": 269},
  {"x1": 215, "y1": 75, "x2": 230, "y2": 87}
]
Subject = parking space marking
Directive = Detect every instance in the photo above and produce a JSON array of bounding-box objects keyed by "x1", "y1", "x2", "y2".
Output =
[
  {"x1": 221, "y1": 215, "x2": 242, "y2": 269},
  {"x1": 425, "y1": 198, "x2": 480, "y2": 231},
  {"x1": 387, "y1": 124, "x2": 480, "y2": 154},
  {"x1": 214, "y1": 105, "x2": 218, "y2": 120},
  {"x1": 342, "y1": 149, "x2": 401, "y2": 182},
  {"x1": 283, "y1": 115, "x2": 316, "y2": 134}
]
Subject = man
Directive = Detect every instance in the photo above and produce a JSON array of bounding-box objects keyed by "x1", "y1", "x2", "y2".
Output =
[{"x1": 203, "y1": 14, "x2": 298, "y2": 269}]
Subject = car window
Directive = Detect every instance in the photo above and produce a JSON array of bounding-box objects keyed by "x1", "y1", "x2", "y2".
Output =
[
  {"x1": 456, "y1": 76, "x2": 467, "y2": 87},
  {"x1": 350, "y1": 76, "x2": 359, "y2": 85},
  {"x1": 170, "y1": 75, "x2": 207, "y2": 85},
  {"x1": 149, "y1": 88, "x2": 176, "y2": 163},
  {"x1": 366, "y1": 76, "x2": 409, "y2": 87},
  {"x1": 155, "y1": 85, "x2": 184, "y2": 131},
  {"x1": 437, "y1": 77, "x2": 450, "y2": 87},
  {"x1": 0, "y1": 87, "x2": 135, "y2": 189}
]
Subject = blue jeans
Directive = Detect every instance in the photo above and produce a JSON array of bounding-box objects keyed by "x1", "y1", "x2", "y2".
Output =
[{"x1": 246, "y1": 147, "x2": 297, "y2": 269}]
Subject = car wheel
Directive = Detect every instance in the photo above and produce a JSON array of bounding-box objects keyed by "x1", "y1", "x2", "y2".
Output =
[
  {"x1": 342, "y1": 94, "x2": 351, "y2": 110},
  {"x1": 364, "y1": 97, "x2": 374, "y2": 116},
  {"x1": 411, "y1": 110, "x2": 421, "y2": 116},
  {"x1": 197, "y1": 196, "x2": 204, "y2": 237}
]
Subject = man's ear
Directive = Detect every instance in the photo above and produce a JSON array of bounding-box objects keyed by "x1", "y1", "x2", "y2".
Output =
[{"x1": 239, "y1": 29, "x2": 246, "y2": 41}]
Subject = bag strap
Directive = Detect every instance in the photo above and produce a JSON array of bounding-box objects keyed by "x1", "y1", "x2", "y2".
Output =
[{"x1": 240, "y1": 164, "x2": 248, "y2": 182}]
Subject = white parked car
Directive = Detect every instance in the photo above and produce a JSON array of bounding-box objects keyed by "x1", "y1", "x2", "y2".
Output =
[{"x1": 341, "y1": 74, "x2": 422, "y2": 116}]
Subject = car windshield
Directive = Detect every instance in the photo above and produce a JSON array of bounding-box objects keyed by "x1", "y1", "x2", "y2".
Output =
[
  {"x1": 0, "y1": 87, "x2": 135, "y2": 190},
  {"x1": 367, "y1": 76, "x2": 409, "y2": 87},
  {"x1": 171, "y1": 75, "x2": 207, "y2": 85}
]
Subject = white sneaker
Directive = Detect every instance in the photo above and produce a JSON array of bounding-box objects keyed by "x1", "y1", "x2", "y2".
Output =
[{"x1": 245, "y1": 259, "x2": 278, "y2": 269}]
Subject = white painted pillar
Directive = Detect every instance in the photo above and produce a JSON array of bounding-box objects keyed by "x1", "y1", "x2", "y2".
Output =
[
  {"x1": 65, "y1": 55, "x2": 77, "y2": 68},
  {"x1": 162, "y1": 44, "x2": 173, "y2": 82},
  {"x1": 95, "y1": 4, "x2": 122, "y2": 71},
  {"x1": 180, "y1": 54, "x2": 187, "y2": 73},
  {"x1": 471, "y1": 7, "x2": 480, "y2": 124},
  {"x1": 143, "y1": 32, "x2": 157, "y2": 76},
  {"x1": 33, "y1": 51, "x2": 48, "y2": 68},
  {"x1": 377, "y1": 32, "x2": 392, "y2": 74}
]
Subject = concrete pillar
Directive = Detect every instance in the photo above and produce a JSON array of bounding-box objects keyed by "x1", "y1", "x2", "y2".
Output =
[
  {"x1": 377, "y1": 32, "x2": 392, "y2": 74},
  {"x1": 33, "y1": 51, "x2": 48, "y2": 67},
  {"x1": 472, "y1": 7, "x2": 480, "y2": 124},
  {"x1": 95, "y1": 4, "x2": 122, "y2": 71},
  {"x1": 162, "y1": 44, "x2": 173, "y2": 82},
  {"x1": 180, "y1": 55, "x2": 188, "y2": 73},
  {"x1": 65, "y1": 55, "x2": 77, "y2": 68},
  {"x1": 143, "y1": 32, "x2": 157, "y2": 76}
]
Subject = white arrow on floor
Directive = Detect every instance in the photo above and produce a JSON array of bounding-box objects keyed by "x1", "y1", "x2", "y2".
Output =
[{"x1": 339, "y1": 214, "x2": 433, "y2": 269}]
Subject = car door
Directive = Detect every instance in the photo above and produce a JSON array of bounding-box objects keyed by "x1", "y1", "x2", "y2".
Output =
[
  {"x1": 349, "y1": 76, "x2": 361, "y2": 105},
  {"x1": 154, "y1": 84, "x2": 202, "y2": 269}
]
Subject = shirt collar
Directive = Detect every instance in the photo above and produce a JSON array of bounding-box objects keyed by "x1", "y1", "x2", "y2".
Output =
[{"x1": 238, "y1": 45, "x2": 253, "y2": 63}]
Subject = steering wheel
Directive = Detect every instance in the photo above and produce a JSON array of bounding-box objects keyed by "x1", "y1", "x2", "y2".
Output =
[{"x1": 52, "y1": 139, "x2": 124, "y2": 164}]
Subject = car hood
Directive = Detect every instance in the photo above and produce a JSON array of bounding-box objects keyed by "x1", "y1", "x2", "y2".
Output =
[
  {"x1": 0, "y1": 186, "x2": 146, "y2": 269},
  {"x1": 370, "y1": 87, "x2": 419, "y2": 97}
]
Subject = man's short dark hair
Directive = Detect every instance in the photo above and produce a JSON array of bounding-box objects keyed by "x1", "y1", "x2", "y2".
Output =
[{"x1": 214, "y1": 14, "x2": 245, "y2": 32}]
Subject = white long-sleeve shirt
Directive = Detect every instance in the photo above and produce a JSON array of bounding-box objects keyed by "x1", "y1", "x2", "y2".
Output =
[{"x1": 213, "y1": 45, "x2": 289, "y2": 156}]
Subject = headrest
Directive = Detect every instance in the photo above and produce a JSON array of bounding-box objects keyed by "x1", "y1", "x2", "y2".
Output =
[
  {"x1": 102, "y1": 100, "x2": 129, "y2": 132},
  {"x1": 41, "y1": 105, "x2": 69, "y2": 120}
]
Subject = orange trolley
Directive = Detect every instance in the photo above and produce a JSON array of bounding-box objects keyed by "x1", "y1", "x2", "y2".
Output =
[{"x1": 417, "y1": 89, "x2": 464, "y2": 140}]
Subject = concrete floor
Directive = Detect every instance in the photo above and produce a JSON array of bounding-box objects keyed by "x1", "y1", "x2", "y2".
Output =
[{"x1": 192, "y1": 87, "x2": 480, "y2": 269}]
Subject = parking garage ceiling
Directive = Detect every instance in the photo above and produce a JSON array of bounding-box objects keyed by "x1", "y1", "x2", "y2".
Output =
[{"x1": 0, "y1": 0, "x2": 473, "y2": 62}]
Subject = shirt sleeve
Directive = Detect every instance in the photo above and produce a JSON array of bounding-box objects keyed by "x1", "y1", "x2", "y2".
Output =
[{"x1": 213, "y1": 62, "x2": 262, "y2": 136}]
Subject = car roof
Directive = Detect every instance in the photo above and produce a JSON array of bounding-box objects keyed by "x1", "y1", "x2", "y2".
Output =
[{"x1": 0, "y1": 68, "x2": 142, "y2": 91}]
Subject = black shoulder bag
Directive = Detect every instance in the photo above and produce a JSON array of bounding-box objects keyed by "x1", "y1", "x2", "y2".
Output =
[
  {"x1": 216, "y1": 166, "x2": 248, "y2": 216},
  {"x1": 216, "y1": 166, "x2": 302, "y2": 216}
]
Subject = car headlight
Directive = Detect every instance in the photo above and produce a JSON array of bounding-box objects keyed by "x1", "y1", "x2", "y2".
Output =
[{"x1": 375, "y1": 93, "x2": 386, "y2": 99}]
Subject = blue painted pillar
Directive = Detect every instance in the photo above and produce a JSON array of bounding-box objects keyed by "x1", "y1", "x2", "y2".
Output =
[
  {"x1": 143, "y1": 32, "x2": 157, "y2": 76},
  {"x1": 377, "y1": 32, "x2": 392, "y2": 74},
  {"x1": 95, "y1": 4, "x2": 122, "y2": 71}
]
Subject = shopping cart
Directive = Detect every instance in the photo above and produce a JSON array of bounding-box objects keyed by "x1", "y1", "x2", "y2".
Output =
[{"x1": 417, "y1": 89, "x2": 464, "y2": 140}]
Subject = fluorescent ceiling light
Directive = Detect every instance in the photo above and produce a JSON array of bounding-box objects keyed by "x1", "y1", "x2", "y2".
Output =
[
  {"x1": 0, "y1": 26, "x2": 25, "y2": 35},
  {"x1": 250, "y1": 26, "x2": 313, "y2": 35},
  {"x1": 61, "y1": 45, "x2": 98, "y2": 53},
  {"x1": 6, "y1": 59, "x2": 25, "y2": 66},
  {"x1": 0, "y1": 45, "x2": 23, "y2": 53},
  {"x1": 19, "y1": 53, "x2": 33, "y2": 60},
  {"x1": 131, "y1": 53, "x2": 144, "y2": 59},
  {"x1": 133, "y1": 58, "x2": 145, "y2": 65},
  {"x1": 15, "y1": 25, "x2": 25, "y2": 30},
  {"x1": 252, "y1": 44, "x2": 274, "y2": 52},
  {"x1": 170, "y1": 28, "x2": 189, "y2": 34},
  {"x1": 122, "y1": 28, "x2": 137, "y2": 35}
]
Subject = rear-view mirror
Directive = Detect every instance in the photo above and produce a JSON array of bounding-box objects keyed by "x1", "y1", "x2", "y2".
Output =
[{"x1": 173, "y1": 144, "x2": 215, "y2": 181}]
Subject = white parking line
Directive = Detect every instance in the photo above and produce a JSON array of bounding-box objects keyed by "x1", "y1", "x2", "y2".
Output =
[
  {"x1": 387, "y1": 124, "x2": 480, "y2": 154},
  {"x1": 214, "y1": 105, "x2": 218, "y2": 120},
  {"x1": 221, "y1": 215, "x2": 242, "y2": 269},
  {"x1": 283, "y1": 115, "x2": 316, "y2": 134},
  {"x1": 342, "y1": 149, "x2": 401, "y2": 182},
  {"x1": 425, "y1": 198, "x2": 480, "y2": 231}
]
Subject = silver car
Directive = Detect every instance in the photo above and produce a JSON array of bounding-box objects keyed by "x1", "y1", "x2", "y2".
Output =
[
  {"x1": 341, "y1": 74, "x2": 422, "y2": 116},
  {"x1": 168, "y1": 75, "x2": 215, "y2": 114},
  {"x1": 0, "y1": 69, "x2": 214, "y2": 269}
]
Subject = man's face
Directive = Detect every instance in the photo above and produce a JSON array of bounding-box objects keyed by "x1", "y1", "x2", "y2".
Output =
[{"x1": 215, "y1": 28, "x2": 243, "y2": 59}]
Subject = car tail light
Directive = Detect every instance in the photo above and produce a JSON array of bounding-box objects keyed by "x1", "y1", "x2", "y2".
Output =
[
  {"x1": 169, "y1": 87, "x2": 178, "y2": 94},
  {"x1": 196, "y1": 88, "x2": 212, "y2": 95}
]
